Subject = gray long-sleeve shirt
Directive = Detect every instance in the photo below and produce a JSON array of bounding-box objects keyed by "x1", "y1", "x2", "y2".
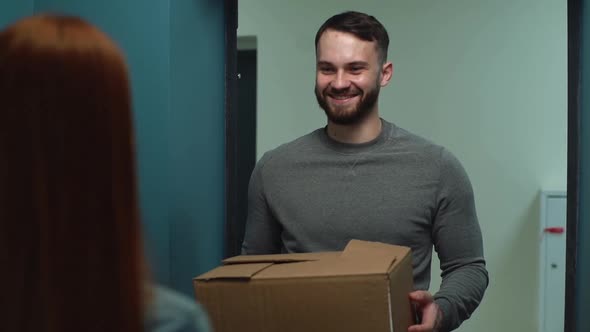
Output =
[{"x1": 242, "y1": 119, "x2": 488, "y2": 331}]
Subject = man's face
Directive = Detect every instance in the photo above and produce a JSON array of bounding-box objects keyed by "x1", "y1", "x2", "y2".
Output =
[{"x1": 315, "y1": 29, "x2": 391, "y2": 125}]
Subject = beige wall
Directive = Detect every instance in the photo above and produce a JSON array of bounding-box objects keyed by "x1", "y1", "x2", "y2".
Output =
[{"x1": 239, "y1": 1, "x2": 567, "y2": 331}]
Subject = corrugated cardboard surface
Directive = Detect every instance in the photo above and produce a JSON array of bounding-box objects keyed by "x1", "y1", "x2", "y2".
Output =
[
  {"x1": 194, "y1": 240, "x2": 414, "y2": 332},
  {"x1": 387, "y1": 250, "x2": 415, "y2": 331}
]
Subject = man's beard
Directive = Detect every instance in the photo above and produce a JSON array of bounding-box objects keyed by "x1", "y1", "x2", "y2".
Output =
[{"x1": 315, "y1": 81, "x2": 380, "y2": 125}]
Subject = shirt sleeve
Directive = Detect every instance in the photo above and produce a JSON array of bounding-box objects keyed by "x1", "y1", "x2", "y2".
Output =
[
  {"x1": 241, "y1": 153, "x2": 283, "y2": 254},
  {"x1": 432, "y1": 148, "x2": 489, "y2": 331},
  {"x1": 146, "y1": 286, "x2": 213, "y2": 332}
]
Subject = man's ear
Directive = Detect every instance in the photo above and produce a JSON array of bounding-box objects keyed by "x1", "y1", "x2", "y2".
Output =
[{"x1": 380, "y1": 61, "x2": 393, "y2": 87}]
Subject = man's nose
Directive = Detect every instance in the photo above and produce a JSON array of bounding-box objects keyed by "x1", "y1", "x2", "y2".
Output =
[{"x1": 330, "y1": 72, "x2": 351, "y2": 90}]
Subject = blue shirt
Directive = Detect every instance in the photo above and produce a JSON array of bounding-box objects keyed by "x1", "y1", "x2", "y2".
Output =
[{"x1": 145, "y1": 285, "x2": 212, "y2": 332}]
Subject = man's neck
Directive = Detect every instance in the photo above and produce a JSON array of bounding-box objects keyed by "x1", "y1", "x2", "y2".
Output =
[{"x1": 326, "y1": 112, "x2": 382, "y2": 144}]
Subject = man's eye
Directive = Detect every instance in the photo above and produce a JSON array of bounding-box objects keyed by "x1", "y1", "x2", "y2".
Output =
[
  {"x1": 349, "y1": 67, "x2": 363, "y2": 73},
  {"x1": 319, "y1": 67, "x2": 335, "y2": 73}
]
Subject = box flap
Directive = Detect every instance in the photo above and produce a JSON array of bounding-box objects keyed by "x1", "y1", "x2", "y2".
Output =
[
  {"x1": 195, "y1": 263, "x2": 273, "y2": 280},
  {"x1": 198, "y1": 240, "x2": 410, "y2": 281},
  {"x1": 342, "y1": 239, "x2": 408, "y2": 264},
  {"x1": 252, "y1": 256, "x2": 397, "y2": 279},
  {"x1": 252, "y1": 240, "x2": 405, "y2": 279},
  {"x1": 223, "y1": 252, "x2": 340, "y2": 264}
]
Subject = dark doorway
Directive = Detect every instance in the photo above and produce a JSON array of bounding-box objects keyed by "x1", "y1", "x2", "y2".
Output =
[{"x1": 225, "y1": 45, "x2": 257, "y2": 257}]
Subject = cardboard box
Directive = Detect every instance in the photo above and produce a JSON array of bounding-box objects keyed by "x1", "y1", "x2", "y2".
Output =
[{"x1": 193, "y1": 240, "x2": 415, "y2": 332}]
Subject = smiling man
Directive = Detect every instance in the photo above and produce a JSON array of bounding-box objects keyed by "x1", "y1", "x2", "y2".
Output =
[{"x1": 242, "y1": 11, "x2": 488, "y2": 332}]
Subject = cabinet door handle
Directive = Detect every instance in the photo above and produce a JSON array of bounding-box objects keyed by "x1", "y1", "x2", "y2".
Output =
[{"x1": 544, "y1": 227, "x2": 565, "y2": 234}]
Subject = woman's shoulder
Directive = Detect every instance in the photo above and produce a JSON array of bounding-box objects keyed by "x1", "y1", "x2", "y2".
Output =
[{"x1": 145, "y1": 285, "x2": 212, "y2": 332}]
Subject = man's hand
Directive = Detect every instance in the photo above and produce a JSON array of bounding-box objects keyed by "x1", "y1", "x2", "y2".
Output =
[{"x1": 408, "y1": 291, "x2": 443, "y2": 332}]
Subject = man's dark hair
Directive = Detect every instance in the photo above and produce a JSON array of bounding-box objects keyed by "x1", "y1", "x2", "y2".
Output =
[{"x1": 315, "y1": 11, "x2": 389, "y2": 64}]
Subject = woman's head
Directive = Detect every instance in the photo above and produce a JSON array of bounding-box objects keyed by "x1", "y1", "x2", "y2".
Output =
[{"x1": 0, "y1": 14, "x2": 144, "y2": 332}]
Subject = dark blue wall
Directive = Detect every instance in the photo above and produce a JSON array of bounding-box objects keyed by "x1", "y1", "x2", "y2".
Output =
[
  {"x1": 0, "y1": 0, "x2": 225, "y2": 296},
  {"x1": 168, "y1": 0, "x2": 225, "y2": 296},
  {"x1": 0, "y1": 0, "x2": 34, "y2": 29},
  {"x1": 0, "y1": 1, "x2": 33, "y2": 28}
]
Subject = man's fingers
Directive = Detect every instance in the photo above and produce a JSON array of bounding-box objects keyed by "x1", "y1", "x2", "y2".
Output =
[
  {"x1": 409, "y1": 290, "x2": 433, "y2": 304},
  {"x1": 419, "y1": 304, "x2": 438, "y2": 326},
  {"x1": 407, "y1": 292, "x2": 440, "y2": 332},
  {"x1": 408, "y1": 311, "x2": 436, "y2": 332},
  {"x1": 408, "y1": 317, "x2": 435, "y2": 332},
  {"x1": 408, "y1": 324, "x2": 430, "y2": 332},
  {"x1": 408, "y1": 324, "x2": 427, "y2": 332}
]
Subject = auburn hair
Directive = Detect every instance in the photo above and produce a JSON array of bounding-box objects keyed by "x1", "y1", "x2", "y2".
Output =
[{"x1": 0, "y1": 14, "x2": 144, "y2": 332}]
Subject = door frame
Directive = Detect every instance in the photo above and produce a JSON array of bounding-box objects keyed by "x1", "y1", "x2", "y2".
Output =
[{"x1": 566, "y1": 0, "x2": 583, "y2": 331}]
